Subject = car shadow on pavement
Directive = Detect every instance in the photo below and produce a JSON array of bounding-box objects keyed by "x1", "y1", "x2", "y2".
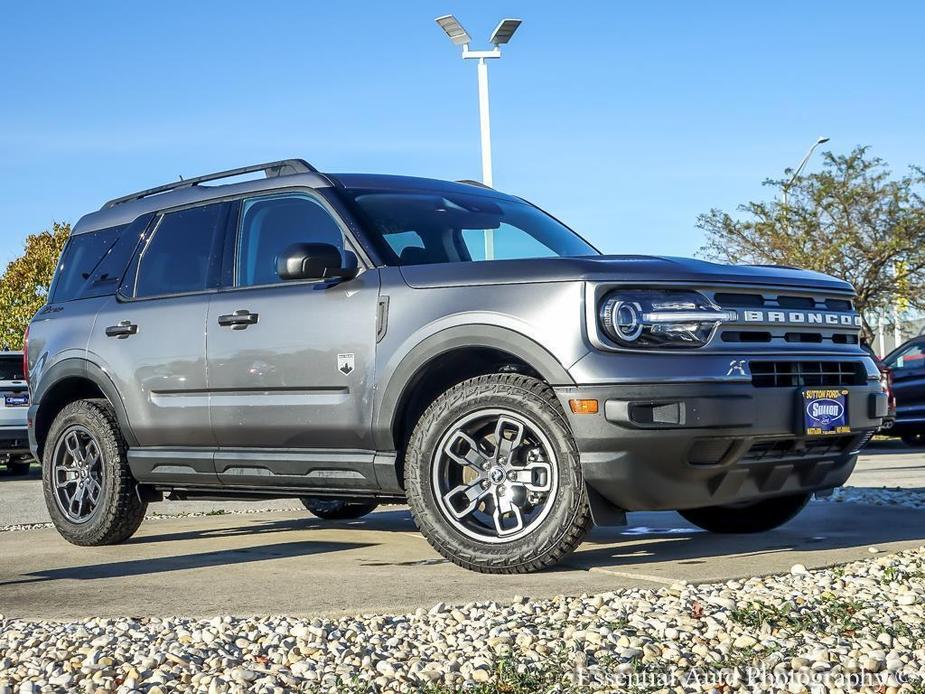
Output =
[
  {"x1": 858, "y1": 439, "x2": 922, "y2": 456},
  {"x1": 125, "y1": 509, "x2": 418, "y2": 545},
  {"x1": 106, "y1": 501, "x2": 925, "y2": 575},
  {"x1": 0, "y1": 466, "x2": 39, "y2": 481},
  {"x1": 570, "y1": 502, "x2": 925, "y2": 570},
  {"x1": 0, "y1": 539, "x2": 374, "y2": 587}
]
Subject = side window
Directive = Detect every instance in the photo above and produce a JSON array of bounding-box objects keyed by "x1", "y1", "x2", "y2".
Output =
[
  {"x1": 51, "y1": 225, "x2": 127, "y2": 302},
  {"x1": 134, "y1": 203, "x2": 227, "y2": 298},
  {"x1": 889, "y1": 343, "x2": 925, "y2": 371},
  {"x1": 236, "y1": 194, "x2": 344, "y2": 287}
]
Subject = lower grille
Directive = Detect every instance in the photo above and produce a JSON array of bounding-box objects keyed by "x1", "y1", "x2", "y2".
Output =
[
  {"x1": 750, "y1": 360, "x2": 865, "y2": 388},
  {"x1": 741, "y1": 435, "x2": 854, "y2": 463}
]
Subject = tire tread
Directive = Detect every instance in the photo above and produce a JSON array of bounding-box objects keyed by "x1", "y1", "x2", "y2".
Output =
[
  {"x1": 42, "y1": 399, "x2": 146, "y2": 546},
  {"x1": 405, "y1": 373, "x2": 592, "y2": 574}
]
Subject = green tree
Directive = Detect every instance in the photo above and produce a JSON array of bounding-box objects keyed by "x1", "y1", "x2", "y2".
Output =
[
  {"x1": 0, "y1": 222, "x2": 70, "y2": 348},
  {"x1": 697, "y1": 146, "x2": 925, "y2": 335}
]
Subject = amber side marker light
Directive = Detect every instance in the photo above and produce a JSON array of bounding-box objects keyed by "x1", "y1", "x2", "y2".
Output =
[{"x1": 569, "y1": 399, "x2": 599, "y2": 414}]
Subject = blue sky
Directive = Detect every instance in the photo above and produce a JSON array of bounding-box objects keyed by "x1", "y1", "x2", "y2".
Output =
[{"x1": 1, "y1": 1, "x2": 923, "y2": 264}]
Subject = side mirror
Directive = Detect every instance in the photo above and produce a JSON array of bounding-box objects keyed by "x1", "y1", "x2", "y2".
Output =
[{"x1": 277, "y1": 243, "x2": 358, "y2": 282}]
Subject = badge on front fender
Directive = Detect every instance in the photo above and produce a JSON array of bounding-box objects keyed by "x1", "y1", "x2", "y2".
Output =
[{"x1": 337, "y1": 353, "x2": 355, "y2": 375}]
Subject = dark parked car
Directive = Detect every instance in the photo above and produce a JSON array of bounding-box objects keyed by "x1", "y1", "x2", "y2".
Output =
[
  {"x1": 26, "y1": 158, "x2": 887, "y2": 573},
  {"x1": 862, "y1": 341, "x2": 896, "y2": 431},
  {"x1": 882, "y1": 336, "x2": 925, "y2": 446}
]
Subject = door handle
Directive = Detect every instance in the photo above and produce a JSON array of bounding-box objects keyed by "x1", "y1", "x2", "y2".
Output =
[
  {"x1": 218, "y1": 309, "x2": 259, "y2": 330},
  {"x1": 105, "y1": 320, "x2": 138, "y2": 338}
]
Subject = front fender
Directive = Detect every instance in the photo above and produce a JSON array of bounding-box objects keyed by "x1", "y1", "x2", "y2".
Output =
[{"x1": 372, "y1": 323, "x2": 576, "y2": 451}]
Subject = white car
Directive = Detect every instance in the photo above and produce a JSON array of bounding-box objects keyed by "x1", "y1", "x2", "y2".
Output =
[{"x1": 0, "y1": 351, "x2": 31, "y2": 475}]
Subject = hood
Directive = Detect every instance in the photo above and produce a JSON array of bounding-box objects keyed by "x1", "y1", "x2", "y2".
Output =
[{"x1": 399, "y1": 255, "x2": 854, "y2": 294}]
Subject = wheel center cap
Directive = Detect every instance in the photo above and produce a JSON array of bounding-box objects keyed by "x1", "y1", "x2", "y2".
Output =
[{"x1": 489, "y1": 466, "x2": 506, "y2": 484}]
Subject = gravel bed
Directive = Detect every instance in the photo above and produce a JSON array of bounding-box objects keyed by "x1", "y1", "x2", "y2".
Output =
[
  {"x1": 818, "y1": 486, "x2": 925, "y2": 510},
  {"x1": 0, "y1": 507, "x2": 304, "y2": 534},
  {"x1": 2, "y1": 548, "x2": 925, "y2": 693}
]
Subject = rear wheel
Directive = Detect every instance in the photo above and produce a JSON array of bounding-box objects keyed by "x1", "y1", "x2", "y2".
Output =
[
  {"x1": 405, "y1": 374, "x2": 591, "y2": 574},
  {"x1": 42, "y1": 400, "x2": 146, "y2": 545},
  {"x1": 300, "y1": 497, "x2": 379, "y2": 520},
  {"x1": 679, "y1": 493, "x2": 811, "y2": 534}
]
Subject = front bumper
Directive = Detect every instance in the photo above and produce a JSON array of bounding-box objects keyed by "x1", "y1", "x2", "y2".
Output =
[{"x1": 556, "y1": 382, "x2": 887, "y2": 511}]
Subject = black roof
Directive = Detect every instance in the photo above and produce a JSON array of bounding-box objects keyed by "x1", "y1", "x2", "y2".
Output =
[{"x1": 326, "y1": 173, "x2": 518, "y2": 200}]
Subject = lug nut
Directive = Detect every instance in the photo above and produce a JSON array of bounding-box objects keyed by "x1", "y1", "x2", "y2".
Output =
[{"x1": 481, "y1": 480, "x2": 490, "y2": 489}]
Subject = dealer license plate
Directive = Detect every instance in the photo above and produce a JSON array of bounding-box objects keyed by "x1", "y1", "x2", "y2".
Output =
[
  {"x1": 802, "y1": 388, "x2": 850, "y2": 436},
  {"x1": 4, "y1": 393, "x2": 28, "y2": 407}
]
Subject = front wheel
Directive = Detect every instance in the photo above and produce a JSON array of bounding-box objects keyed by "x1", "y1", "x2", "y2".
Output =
[
  {"x1": 300, "y1": 497, "x2": 379, "y2": 520},
  {"x1": 679, "y1": 493, "x2": 811, "y2": 534},
  {"x1": 405, "y1": 374, "x2": 592, "y2": 574},
  {"x1": 41, "y1": 400, "x2": 146, "y2": 546}
]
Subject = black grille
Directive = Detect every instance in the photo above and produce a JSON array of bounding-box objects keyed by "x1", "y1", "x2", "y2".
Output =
[
  {"x1": 742, "y1": 435, "x2": 854, "y2": 463},
  {"x1": 778, "y1": 295, "x2": 816, "y2": 309},
  {"x1": 715, "y1": 292, "x2": 765, "y2": 307},
  {"x1": 750, "y1": 360, "x2": 865, "y2": 388},
  {"x1": 712, "y1": 292, "x2": 854, "y2": 312},
  {"x1": 826, "y1": 298, "x2": 853, "y2": 311},
  {"x1": 721, "y1": 331, "x2": 772, "y2": 343}
]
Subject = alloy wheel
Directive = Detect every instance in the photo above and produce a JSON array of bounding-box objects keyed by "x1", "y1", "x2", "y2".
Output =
[
  {"x1": 52, "y1": 426, "x2": 104, "y2": 524},
  {"x1": 432, "y1": 408, "x2": 558, "y2": 543}
]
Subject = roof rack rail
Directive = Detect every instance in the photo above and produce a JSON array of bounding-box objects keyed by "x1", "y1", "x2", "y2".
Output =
[
  {"x1": 102, "y1": 159, "x2": 318, "y2": 209},
  {"x1": 456, "y1": 179, "x2": 494, "y2": 190}
]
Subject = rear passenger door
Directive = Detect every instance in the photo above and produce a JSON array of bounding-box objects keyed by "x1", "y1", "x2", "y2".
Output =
[
  {"x1": 206, "y1": 191, "x2": 379, "y2": 484},
  {"x1": 88, "y1": 202, "x2": 230, "y2": 484}
]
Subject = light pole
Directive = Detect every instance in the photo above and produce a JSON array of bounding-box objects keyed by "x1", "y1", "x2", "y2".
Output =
[
  {"x1": 435, "y1": 15, "x2": 522, "y2": 189},
  {"x1": 782, "y1": 136, "x2": 830, "y2": 209}
]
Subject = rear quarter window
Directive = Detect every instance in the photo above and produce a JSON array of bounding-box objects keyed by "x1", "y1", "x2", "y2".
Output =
[{"x1": 50, "y1": 225, "x2": 129, "y2": 302}]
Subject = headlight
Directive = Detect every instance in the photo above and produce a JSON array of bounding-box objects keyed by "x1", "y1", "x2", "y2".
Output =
[{"x1": 599, "y1": 290, "x2": 737, "y2": 348}]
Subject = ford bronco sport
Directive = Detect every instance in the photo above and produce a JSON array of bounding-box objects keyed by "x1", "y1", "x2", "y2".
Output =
[{"x1": 26, "y1": 159, "x2": 887, "y2": 573}]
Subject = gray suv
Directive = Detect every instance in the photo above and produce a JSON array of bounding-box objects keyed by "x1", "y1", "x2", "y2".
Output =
[{"x1": 26, "y1": 159, "x2": 887, "y2": 573}]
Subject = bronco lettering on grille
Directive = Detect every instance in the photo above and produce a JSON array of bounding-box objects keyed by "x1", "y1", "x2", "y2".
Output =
[{"x1": 740, "y1": 310, "x2": 861, "y2": 327}]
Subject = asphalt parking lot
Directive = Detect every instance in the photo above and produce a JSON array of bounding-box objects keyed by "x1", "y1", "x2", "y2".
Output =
[{"x1": 1, "y1": 441, "x2": 923, "y2": 620}]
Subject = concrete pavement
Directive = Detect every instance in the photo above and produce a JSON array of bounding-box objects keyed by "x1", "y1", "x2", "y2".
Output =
[{"x1": 1, "y1": 441, "x2": 923, "y2": 620}]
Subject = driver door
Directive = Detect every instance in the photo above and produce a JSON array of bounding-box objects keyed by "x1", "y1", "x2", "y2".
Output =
[{"x1": 206, "y1": 191, "x2": 379, "y2": 485}]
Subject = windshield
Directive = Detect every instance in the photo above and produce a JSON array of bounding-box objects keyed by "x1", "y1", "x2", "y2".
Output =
[{"x1": 347, "y1": 190, "x2": 598, "y2": 265}]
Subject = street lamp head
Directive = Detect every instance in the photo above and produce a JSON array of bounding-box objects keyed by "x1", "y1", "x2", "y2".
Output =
[
  {"x1": 816, "y1": 136, "x2": 830, "y2": 145},
  {"x1": 489, "y1": 18, "x2": 522, "y2": 45},
  {"x1": 435, "y1": 15, "x2": 471, "y2": 46}
]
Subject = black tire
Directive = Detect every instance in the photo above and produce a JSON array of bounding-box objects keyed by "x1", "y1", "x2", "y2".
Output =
[
  {"x1": 679, "y1": 493, "x2": 811, "y2": 534},
  {"x1": 405, "y1": 374, "x2": 592, "y2": 574},
  {"x1": 6, "y1": 458, "x2": 31, "y2": 476},
  {"x1": 300, "y1": 497, "x2": 379, "y2": 520},
  {"x1": 901, "y1": 432, "x2": 925, "y2": 448},
  {"x1": 42, "y1": 399, "x2": 146, "y2": 546}
]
